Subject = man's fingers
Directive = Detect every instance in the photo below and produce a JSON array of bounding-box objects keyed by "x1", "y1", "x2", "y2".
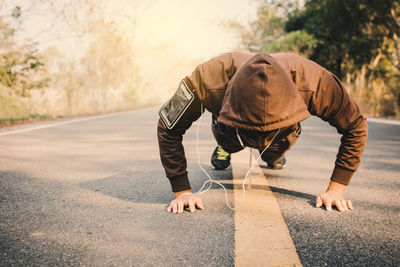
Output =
[
  {"x1": 347, "y1": 200, "x2": 353, "y2": 210},
  {"x1": 324, "y1": 199, "x2": 332, "y2": 211},
  {"x1": 168, "y1": 195, "x2": 204, "y2": 214},
  {"x1": 334, "y1": 200, "x2": 345, "y2": 212},
  {"x1": 188, "y1": 199, "x2": 196, "y2": 213},
  {"x1": 341, "y1": 200, "x2": 349, "y2": 211},
  {"x1": 173, "y1": 202, "x2": 178, "y2": 214},
  {"x1": 172, "y1": 202, "x2": 178, "y2": 213},
  {"x1": 316, "y1": 196, "x2": 323, "y2": 208},
  {"x1": 177, "y1": 201, "x2": 184, "y2": 214},
  {"x1": 196, "y1": 198, "x2": 204, "y2": 210}
]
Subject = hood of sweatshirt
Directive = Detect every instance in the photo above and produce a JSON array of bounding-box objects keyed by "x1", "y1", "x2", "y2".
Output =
[{"x1": 217, "y1": 53, "x2": 310, "y2": 132}]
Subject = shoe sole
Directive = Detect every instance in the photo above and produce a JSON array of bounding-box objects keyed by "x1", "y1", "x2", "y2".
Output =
[{"x1": 271, "y1": 164, "x2": 285, "y2": 170}]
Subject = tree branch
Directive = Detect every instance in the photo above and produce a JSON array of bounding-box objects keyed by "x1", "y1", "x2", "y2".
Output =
[
  {"x1": 382, "y1": 48, "x2": 400, "y2": 71},
  {"x1": 393, "y1": 33, "x2": 400, "y2": 68}
]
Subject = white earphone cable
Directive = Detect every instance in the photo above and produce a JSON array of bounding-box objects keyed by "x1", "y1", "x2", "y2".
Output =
[{"x1": 195, "y1": 103, "x2": 280, "y2": 210}]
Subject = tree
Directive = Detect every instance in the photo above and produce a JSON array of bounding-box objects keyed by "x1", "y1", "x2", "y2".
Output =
[
  {"x1": 82, "y1": 18, "x2": 138, "y2": 112},
  {"x1": 0, "y1": 8, "x2": 47, "y2": 97},
  {"x1": 285, "y1": 0, "x2": 399, "y2": 78},
  {"x1": 370, "y1": 0, "x2": 400, "y2": 71},
  {"x1": 262, "y1": 30, "x2": 318, "y2": 55},
  {"x1": 234, "y1": 0, "x2": 400, "y2": 117},
  {"x1": 231, "y1": 0, "x2": 318, "y2": 57}
]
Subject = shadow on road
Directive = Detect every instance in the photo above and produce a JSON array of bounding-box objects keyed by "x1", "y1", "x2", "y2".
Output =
[
  {"x1": 79, "y1": 170, "x2": 172, "y2": 204},
  {"x1": 269, "y1": 186, "x2": 315, "y2": 206},
  {"x1": 77, "y1": 163, "x2": 237, "y2": 205}
]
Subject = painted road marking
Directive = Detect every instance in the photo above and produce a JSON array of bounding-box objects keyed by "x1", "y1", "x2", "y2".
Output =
[
  {"x1": 0, "y1": 109, "x2": 152, "y2": 137},
  {"x1": 367, "y1": 117, "x2": 400, "y2": 126},
  {"x1": 232, "y1": 149, "x2": 302, "y2": 267}
]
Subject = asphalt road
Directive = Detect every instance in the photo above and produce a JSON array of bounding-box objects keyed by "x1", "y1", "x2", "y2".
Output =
[
  {"x1": 0, "y1": 107, "x2": 399, "y2": 266},
  {"x1": 263, "y1": 116, "x2": 400, "y2": 266}
]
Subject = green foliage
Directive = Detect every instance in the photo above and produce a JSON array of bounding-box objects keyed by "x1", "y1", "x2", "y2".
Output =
[
  {"x1": 234, "y1": 1, "x2": 318, "y2": 57},
  {"x1": 0, "y1": 113, "x2": 50, "y2": 128},
  {"x1": 262, "y1": 30, "x2": 319, "y2": 55},
  {"x1": 234, "y1": 0, "x2": 400, "y2": 117},
  {"x1": 235, "y1": 3, "x2": 285, "y2": 52},
  {"x1": 286, "y1": 0, "x2": 399, "y2": 77}
]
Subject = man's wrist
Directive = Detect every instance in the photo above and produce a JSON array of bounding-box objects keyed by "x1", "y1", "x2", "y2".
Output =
[
  {"x1": 169, "y1": 174, "x2": 191, "y2": 193},
  {"x1": 330, "y1": 166, "x2": 354, "y2": 185},
  {"x1": 174, "y1": 189, "x2": 192, "y2": 198},
  {"x1": 327, "y1": 180, "x2": 346, "y2": 194}
]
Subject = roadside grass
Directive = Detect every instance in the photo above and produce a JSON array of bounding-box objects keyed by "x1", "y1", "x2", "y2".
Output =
[{"x1": 0, "y1": 114, "x2": 55, "y2": 128}]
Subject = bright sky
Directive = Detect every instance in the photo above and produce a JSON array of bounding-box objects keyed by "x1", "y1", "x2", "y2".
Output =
[
  {"x1": 123, "y1": 0, "x2": 258, "y2": 101},
  {"x1": 133, "y1": 0, "x2": 256, "y2": 56},
  {"x1": 4, "y1": 0, "x2": 256, "y2": 59}
]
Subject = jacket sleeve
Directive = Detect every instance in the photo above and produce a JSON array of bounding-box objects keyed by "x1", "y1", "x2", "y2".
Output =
[
  {"x1": 157, "y1": 89, "x2": 203, "y2": 192},
  {"x1": 158, "y1": 52, "x2": 253, "y2": 192},
  {"x1": 309, "y1": 70, "x2": 368, "y2": 185},
  {"x1": 157, "y1": 53, "x2": 243, "y2": 192}
]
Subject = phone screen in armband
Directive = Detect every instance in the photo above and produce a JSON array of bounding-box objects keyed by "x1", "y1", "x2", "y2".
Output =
[{"x1": 159, "y1": 80, "x2": 195, "y2": 129}]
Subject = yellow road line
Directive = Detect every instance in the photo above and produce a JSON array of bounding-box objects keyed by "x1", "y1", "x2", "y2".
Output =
[{"x1": 232, "y1": 149, "x2": 302, "y2": 267}]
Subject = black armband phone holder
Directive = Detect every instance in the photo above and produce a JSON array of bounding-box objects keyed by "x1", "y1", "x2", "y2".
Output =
[{"x1": 159, "y1": 79, "x2": 195, "y2": 130}]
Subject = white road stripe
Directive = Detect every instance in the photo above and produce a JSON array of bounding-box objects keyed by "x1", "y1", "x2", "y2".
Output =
[
  {"x1": 367, "y1": 117, "x2": 400, "y2": 126},
  {"x1": 0, "y1": 110, "x2": 138, "y2": 137}
]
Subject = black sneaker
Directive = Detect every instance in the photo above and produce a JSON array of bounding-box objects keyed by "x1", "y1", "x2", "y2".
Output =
[
  {"x1": 211, "y1": 145, "x2": 231, "y2": 170},
  {"x1": 267, "y1": 155, "x2": 286, "y2": 170}
]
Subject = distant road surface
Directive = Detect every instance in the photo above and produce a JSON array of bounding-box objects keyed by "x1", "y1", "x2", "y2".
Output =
[{"x1": 0, "y1": 107, "x2": 399, "y2": 266}]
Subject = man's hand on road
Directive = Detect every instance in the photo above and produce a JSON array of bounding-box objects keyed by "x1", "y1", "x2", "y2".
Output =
[
  {"x1": 167, "y1": 190, "x2": 204, "y2": 214},
  {"x1": 316, "y1": 180, "x2": 353, "y2": 212}
]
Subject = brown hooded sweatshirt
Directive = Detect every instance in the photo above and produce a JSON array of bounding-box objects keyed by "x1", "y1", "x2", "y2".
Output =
[{"x1": 157, "y1": 52, "x2": 368, "y2": 192}]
